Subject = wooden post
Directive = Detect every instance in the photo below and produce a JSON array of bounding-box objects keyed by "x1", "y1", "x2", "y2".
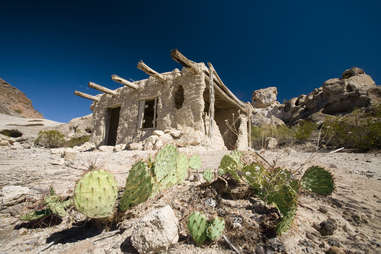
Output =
[
  {"x1": 88, "y1": 82, "x2": 117, "y2": 95},
  {"x1": 111, "y1": 74, "x2": 139, "y2": 89},
  {"x1": 246, "y1": 103, "x2": 253, "y2": 149},
  {"x1": 170, "y1": 49, "x2": 199, "y2": 73},
  {"x1": 207, "y1": 63, "x2": 215, "y2": 138},
  {"x1": 137, "y1": 61, "x2": 166, "y2": 82},
  {"x1": 74, "y1": 91, "x2": 99, "y2": 101}
]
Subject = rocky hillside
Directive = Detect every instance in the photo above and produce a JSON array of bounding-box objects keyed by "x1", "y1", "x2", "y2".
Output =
[
  {"x1": 251, "y1": 67, "x2": 381, "y2": 126},
  {"x1": 0, "y1": 78, "x2": 43, "y2": 119}
]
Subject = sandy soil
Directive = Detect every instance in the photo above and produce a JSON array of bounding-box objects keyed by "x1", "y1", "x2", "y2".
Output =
[{"x1": 0, "y1": 142, "x2": 380, "y2": 254}]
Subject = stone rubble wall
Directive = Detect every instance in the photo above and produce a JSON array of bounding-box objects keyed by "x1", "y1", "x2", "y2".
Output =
[{"x1": 91, "y1": 64, "x2": 247, "y2": 150}]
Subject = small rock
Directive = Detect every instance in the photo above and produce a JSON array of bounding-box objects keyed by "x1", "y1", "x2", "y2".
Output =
[
  {"x1": 169, "y1": 129, "x2": 182, "y2": 139},
  {"x1": 319, "y1": 206, "x2": 328, "y2": 214},
  {"x1": 1, "y1": 185, "x2": 32, "y2": 205},
  {"x1": 153, "y1": 139, "x2": 164, "y2": 150},
  {"x1": 318, "y1": 218, "x2": 337, "y2": 236},
  {"x1": 63, "y1": 151, "x2": 77, "y2": 161},
  {"x1": 113, "y1": 144, "x2": 126, "y2": 152},
  {"x1": 74, "y1": 142, "x2": 95, "y2": 152},
  {"x1": 128, "y1": 142, "x2": 143, "y2": 150},
  {"x1": 153, "y1": 130, "x2": 164, "y2": 136},
  {"x1": 325, "y1": 246, "x2": 345, "y2": 254},
  {"x1": 130, "y1": 205, "x2": 179, "y2": 253},
  {"x1": 98, "y1": 145, "x2": 114, "y2": 152},
  {"x1": 265, "y1": 137, "x2": 278, "y2": 149},
  {"x1": 50, "y1": 158, "x2": 65, "y2": 165},
  {"x1": 160, "y1": 133, "x2": 173, "y2": 145},
  {"x1": 255, "y1": 245, "x2": 265, "y2": 254}
]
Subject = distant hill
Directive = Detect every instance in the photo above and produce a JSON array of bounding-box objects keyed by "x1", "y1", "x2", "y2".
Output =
[{"x1": 0, "y1": 78, "x2": 43, "y2": 119}]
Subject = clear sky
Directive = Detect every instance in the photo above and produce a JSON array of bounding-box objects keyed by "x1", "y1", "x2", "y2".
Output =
[{"x1": 0, "y1": 0, "x2": 380, "y2": 122}]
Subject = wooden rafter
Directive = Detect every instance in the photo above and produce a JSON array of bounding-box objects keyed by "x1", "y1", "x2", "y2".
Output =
[{"x1": 88, "y1": 82, "x2": 117, "y2": 95}]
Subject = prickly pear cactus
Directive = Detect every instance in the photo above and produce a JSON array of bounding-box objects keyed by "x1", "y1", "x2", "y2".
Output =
[
  {"x1": 188, "y1": 211, "x2": 208, "y2": 245},
  {"x1": 21, "y1": 209, "x2": 51, "y2": 221},
  {"x1": 301, "y1": 166, "x2": 334, "y2": 195},
  {"x1": 74, "y1": 169, "x2": 118, "y2": 218},
  {"x1": 176, "y1": 153, "x2": 189, "y2": 183},
  {"x1": 206, "y1": 217, "x2": 225, "y2": 241},
  {"x1": 120, "y1": 161, "x2": 153, "y2": 212},
  {"x1": 219, "y1": 154, "x2": 241, "y2": 181},
  {"x1": 153, "y1": 144, "x2": 178, "y2": 182},
  {"x1": 202, "y1": 169, "x2": 214, "y2": 183},
  {"x1": 268, "y1": 184, "x2": 298, "y2": 235},
  {"x1": 189, "y1": 154, "x2": 202, "y2": 170}
]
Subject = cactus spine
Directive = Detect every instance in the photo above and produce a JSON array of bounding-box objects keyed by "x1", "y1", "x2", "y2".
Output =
[{"x1": 74, "y1": 169, "x2": 118, "y2": 219}]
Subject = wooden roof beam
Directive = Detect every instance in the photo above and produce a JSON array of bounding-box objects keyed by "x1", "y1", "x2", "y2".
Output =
[
  {"x1": 111, "y1": 74, "x2": 139, "y2": 89},
  {"x1": 88, "y1": 82, "x2": 117, "y2": 95},
  {"x1": 170, "y1": 49, "x2": 199, "y2": 73},
  {"x1": 137, "y1": 61, "x2": 166, "y2": 82},
  {"x1": 74, "y1": 91, "x2": 99, "y2": 102}
]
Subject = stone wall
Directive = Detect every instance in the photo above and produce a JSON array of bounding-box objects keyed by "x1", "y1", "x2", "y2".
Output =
[{"x1": 90, "y1": 64, "x2": 247, "y2": 150}]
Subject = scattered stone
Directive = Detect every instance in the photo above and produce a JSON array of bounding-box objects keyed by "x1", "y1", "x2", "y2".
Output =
[
  {"x1": 50, "y1": 158, "x2": 65, "y2": 165},
  {"x1": 169, "y1": 129, "x2": 182, "y2": 139},
  {"x1": 325, "y1": 246, "x2": 345, "y2": 254},
  {"x1": 130, "y1": 205, "x2": 179, "y2": 253},
  {"x1": 318, "y1": 218, "x2": 337, "y2": 236},
  {"x1": 319, "y1": 206, "x2": 328, "y2": 214},
  {"x1": 98, "y1": 145, "x2": 114, "y2": 152},
  {"x1": 265, "y1": 137, "x2": 278, "y2": 149},
  {"x1": 113, "y1": 144, "x2": 126, "y2": 152},
  {"x1": 1, "y1": 185, "x2": 32, "y2": 206},
  {"x1": 255, "y1": 245, "x2": 265, "y2": 254},
  {"x1": 74, "y1": 142, "x2": 95, "y2": 152},
  {"x1": 153, "y1": 130, "x2": 165, "y2": 136},
  {"x1": 128, "y1": 142, "x2": 143, "y2": 150}
]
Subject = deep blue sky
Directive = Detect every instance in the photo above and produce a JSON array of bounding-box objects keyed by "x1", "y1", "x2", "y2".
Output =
[{"x1": 0, "y1": 1, "x2": 380, "y2": 122}]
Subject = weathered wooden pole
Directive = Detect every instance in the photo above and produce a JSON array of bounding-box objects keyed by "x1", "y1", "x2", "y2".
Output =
[
  {"x1": 88, "y1": 82, "x2": 117, "y2": 95},
  {"x1": 111, "y1": 74, "x2": 139, "y2": 89},
  {"x1": 137, "y1": 61, "x2": 166, "y2": 82},
  {"x1": 170, "y1": 49, "x2": 199, "y2": 73},
  {"x1": 207, "y1": 62, "x2": 215, "y2": 138},
  {"x1": 74, "y1": 91, "x2": 99, "y2": 101}
]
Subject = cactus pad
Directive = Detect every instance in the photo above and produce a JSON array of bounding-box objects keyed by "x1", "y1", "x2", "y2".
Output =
[
  {"x1": 74, "y1": 169, "x2": 118, "y2": 218},
  {"x1": 301, "y1": 166, "x2": 334, "y2": 195},
  {"x1": 189, "y1": 154, "x2": 202, "y2": 170},
  {"x1": 219, "y1": 155, "x2": 241, "y2": 181},
  {"x1": 120, "y1": 161, "x2": 153, "y2": 212},
  {"x1": 153, "y1": 144, "x2": 178, "y2": 182},
  {"x1": 176, "y1": 153, "x2": 189, "y2": 183},
  {"x1": 268, "y1": 184, "x2": 298, "y2": 235},
  {"x1": 202, "y1": 169, "x2": 214, "y2": 183},
  {"x1": 188, "y1": 211, "x2": 208, "y2": 245},
  {"x1": 21, "y1": 209, "x2": 51, "y2": 221},
  {"x1": 206, "y1": 217, "x2": 225, "y2": 241}
]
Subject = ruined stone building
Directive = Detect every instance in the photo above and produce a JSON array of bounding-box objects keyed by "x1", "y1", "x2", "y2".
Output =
[{"x1": 75, "y1": 50, "x2": 253, "y2": 150}]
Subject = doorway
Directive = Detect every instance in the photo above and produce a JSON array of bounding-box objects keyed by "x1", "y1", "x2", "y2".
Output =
[{"x1": 106, "y1": 107, "x2": 120, "y2": 146}]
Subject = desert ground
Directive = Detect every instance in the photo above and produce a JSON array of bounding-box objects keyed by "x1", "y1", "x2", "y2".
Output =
[{"x1": 1, "y1": 133, "x2": 380, "y2": 254}]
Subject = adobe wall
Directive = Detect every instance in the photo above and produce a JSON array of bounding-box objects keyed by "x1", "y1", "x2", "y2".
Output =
[{"x1": 90, "y1": 64, "x2": 230, "y2": 149}]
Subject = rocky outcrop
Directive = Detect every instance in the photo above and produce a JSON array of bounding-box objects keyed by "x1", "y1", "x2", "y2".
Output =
[
  {"x1": 251, "y1": 87, "x2": 285, "y2": 127},
  {"x1": 0, "y1": 78, "x2": 43, "y2": 118},
  {"x1": 252, "y1": 87, "x2": 278, "y2": 108},
  {"x1": 278, "y1": 67, "x2": 379, "y2": 124},
  {"x1": 50, "y1": 114, "x2": 93, "y2": 139}
]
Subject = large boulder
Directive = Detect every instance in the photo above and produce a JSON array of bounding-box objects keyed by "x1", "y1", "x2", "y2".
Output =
[
  {"x1": 252, "y1": 87, "x2": 278, "y2": 108},
  {"x1": 130, "y1": 205, "x2": 179, "y2": 253}
]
